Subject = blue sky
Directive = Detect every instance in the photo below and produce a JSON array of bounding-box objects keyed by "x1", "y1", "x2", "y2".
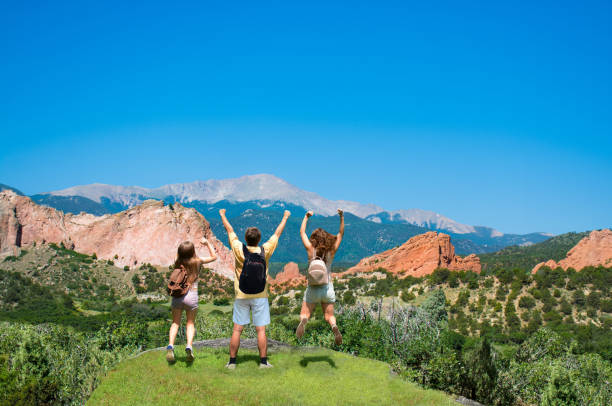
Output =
[{"x1": 1, "y1": 1, "x2": 610, "y2": 235}]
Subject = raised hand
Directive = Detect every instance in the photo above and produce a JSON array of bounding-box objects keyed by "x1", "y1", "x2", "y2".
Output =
[
  {"x1": 306, "y1": 210, "x2": 313, "y2": 218},
  {"x1": 337, "y1": 208, "x2": 344, "y2": 217},
  {"x1": 284, "y1": 210, "x2": 291, "y2": 218},
  {"x1": 219, "y1": 208, "x2": 226, "y2": 217}
]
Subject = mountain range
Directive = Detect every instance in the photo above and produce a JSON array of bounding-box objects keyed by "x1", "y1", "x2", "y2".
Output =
[{"x1": 3, "y1": 175, "x2": 552, "y2": 262}]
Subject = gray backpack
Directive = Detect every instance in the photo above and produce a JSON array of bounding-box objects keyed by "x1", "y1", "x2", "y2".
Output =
[{"x1": 307, "y1": 252, "x2": 329, "y2": 286}]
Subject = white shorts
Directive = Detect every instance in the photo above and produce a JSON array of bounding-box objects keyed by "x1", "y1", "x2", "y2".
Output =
[
  {"x1": 233, "y1": 297, "x2": 270, "y2": 326},
  {"x1": 305, "y1": 283, "x2": 336, "y2": 304}
]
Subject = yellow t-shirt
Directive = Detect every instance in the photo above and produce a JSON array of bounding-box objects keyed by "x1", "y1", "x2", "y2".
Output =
[{"x1": 228, "y1": 232, "x2": 278, "y2": 299}]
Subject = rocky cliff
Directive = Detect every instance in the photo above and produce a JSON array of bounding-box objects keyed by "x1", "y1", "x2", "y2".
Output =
[
  {"x1": 342, "y1": 231, "x2": 481, "y2": 277},
  {"x1": 532, "y1": 229, "x2": 612, "y2": 273},
  {"x1": 270, "y1": 261, "x2": 307, "y2": 292},
  {"x1": 0, "y1": 191, "x2": 234, "y2": 279}
]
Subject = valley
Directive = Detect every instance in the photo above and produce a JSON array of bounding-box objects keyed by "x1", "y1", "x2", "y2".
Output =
[{"x1": 0, "y1": 183, "x2": 610, "y2": 406}]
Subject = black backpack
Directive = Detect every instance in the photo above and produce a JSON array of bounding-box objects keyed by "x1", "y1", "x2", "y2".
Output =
[{"x1": 239, "y1": 245, "x2": 267, "y2": 294}]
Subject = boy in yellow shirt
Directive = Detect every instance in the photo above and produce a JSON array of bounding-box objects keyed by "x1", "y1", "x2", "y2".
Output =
[{"x1": 219, "y1": 208, "x2": 290, "y2": 369}]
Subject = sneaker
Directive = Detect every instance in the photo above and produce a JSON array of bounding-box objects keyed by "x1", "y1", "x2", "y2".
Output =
[
  {"x1": 225, "y1": 362, "x2": 236, "y2": 370},
  {"x1": 166, "y1": 346, "x2": 175, "y2": 363},
  {"x1": 259, "y1": 362, "x2": 274, "y2": 369},
  {"x1": 296, "y1": 318, "x2": 307, "y2": 339},
  {"x1": 185, "y1": 347, "x2": 194, "y2": 362},
  {"x1": 332, "y1": 325, "x2": 343, "y2": 346}
]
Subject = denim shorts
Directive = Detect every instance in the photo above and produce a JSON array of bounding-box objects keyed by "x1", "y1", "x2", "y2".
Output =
[
  {"x1": 233, "y1": 297, "x2": 270, "y2": 326},
  {"x1": 304, "y1": 283, "x2": 336, "y2": 304}
]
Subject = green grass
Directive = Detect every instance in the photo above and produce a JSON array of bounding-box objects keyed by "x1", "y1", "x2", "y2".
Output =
[{"x1": 88, "y1": 347, "x2": 455, "y2": 406}]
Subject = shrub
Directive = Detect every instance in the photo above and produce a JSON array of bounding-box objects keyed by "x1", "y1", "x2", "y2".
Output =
[
  {"x1": 400, "y1": 290, "x2": 415, "y2": 302},
  {"x1": 496, "y1": 286, "x2": 507, "y2": 301},
  {"x1": 429, "y1": 268, "x2": 450, "y2": 285},
  {"x1": 213, "y1": 297, "x2": 230, "y2": 306},
  {"x1": 456, "y1": 290, "x2": 470, "y2": 307},
  {"x1": 462, "y1": 337, "x2": 497, "y2": 403},
  {"x1": 342, "y1": 291, "x2": 356, "y2": 305},
  {"x1": 587, "y1": 291, "x2": 602, "y2": 309},
  {"x1": 573, "y1": 290, "x2": 586, "y2": 307},
  {"x1": 519, "y1": 295, "x2": 536, "y2": 309},
  {"x1": 601, "y1": 299, "x2": 612, "y2": 313},
  {"x1": 560, "y1": 299, "x2": 572, "y2": 315}
]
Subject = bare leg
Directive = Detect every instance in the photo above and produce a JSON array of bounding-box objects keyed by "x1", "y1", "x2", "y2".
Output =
[
  {"x1": 229, "y1": 323, "x2": 244, "y2": 358},
  {"x1": 168, "y1": 308, "x2": 182, "y2": 347},
  {"x1": 322, "y1": 303, "x2": 342, "y2": 345},
  {"x1": 321, "y1": 303, "x2": 337, "y2": 327},
  {"x1": 297, "y1": 301, "x2": 316, "y2": 338},
  {"x1": 255, "y1": 325, "x2": 267, "y2": 358},
  {"x1": 185, "y1": 309, "x2": 197, "y2": 348}
]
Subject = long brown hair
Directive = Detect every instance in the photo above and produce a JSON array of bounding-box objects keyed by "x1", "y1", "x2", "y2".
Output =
[
  {"x1": 310, "y1": 228, "x2": 337, "y2": 259},
  {"x1": 174, "y1": 241, "x2": 200, "y2": 282}
]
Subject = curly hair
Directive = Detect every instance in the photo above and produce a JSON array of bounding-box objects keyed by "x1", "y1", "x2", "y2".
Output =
[{"x1": 310, "y1": 228, "x2": 337, "y2": 259}]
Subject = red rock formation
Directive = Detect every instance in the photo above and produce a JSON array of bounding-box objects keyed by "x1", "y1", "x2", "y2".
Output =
[
  {"x1": 532, "y1": 229, "x2": 612, "y2": 273},
  {"x1": 341, "y1": 231, "x2": 481, "y2": 278},
  {"x1": 270, "y1": 262, "x2": 307, "y2": 292},
  {"x1": 0, "y1": 191, "x2": 234, "y2": 279}
]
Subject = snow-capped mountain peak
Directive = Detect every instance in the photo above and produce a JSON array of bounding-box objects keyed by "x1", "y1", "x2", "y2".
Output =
[{"x1": 47, "y1": 174, "x2": 494, "y2": 235}]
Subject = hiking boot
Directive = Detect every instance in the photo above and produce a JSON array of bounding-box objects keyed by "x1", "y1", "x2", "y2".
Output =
[
  {"x1": 332, "y1": 325, "x2": 343, "y2": 346},
  {"x1": 185, "y1": 347, "x2": 194, "y2": 362},
  {"x1": 225, "y1": 362, "x2": 236, "y2": 370},
  {"x1": 296, "y1": 318, "x2": 307, "y2": 339},
  {"x1": 166, "y1": 346, "x2": 175, "y2": 363},
  {"x1": 259, "y1": 362, "x2": 274, "y2": 369}
]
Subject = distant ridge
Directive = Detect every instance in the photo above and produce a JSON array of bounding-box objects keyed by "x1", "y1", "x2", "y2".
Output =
[
  {"x1": 479, "y1": 231, "x2": 591, "y2": 271},
  {"x1": 43, "y1": 174, "x2": 544, "y2": 239}
]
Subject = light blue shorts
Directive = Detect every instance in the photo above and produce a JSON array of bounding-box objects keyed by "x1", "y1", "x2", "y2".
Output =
[
  {"x1": 305, "y1": 283, "x2": 336, "y2": 304},
  {"x1": 233, "y1": 297, "x2": 270, "y2": 326}
]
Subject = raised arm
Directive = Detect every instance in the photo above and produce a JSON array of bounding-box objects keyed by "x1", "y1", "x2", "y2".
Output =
[
  {"x1": 300, "y1": 211, "x2": 314, "y2": 257},
  {"x1": 273, "y1": 210, "x2": 291, "y2": 239},
  {"x1": 199, "y1": 237, "x2": 218, "y2": 264},
  {"x1": 333, "y1": 209, "x2": 344, "y2": 252},
  {"x1": 219, "y1": 209, "x2": 235, "y2": 235}
]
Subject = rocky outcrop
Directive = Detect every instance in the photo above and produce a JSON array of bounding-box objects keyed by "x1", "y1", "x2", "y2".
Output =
[
  {"x1": 341, "y1": 231, "x2": 481, "y2": 278},
  {"x1": 0, "y1": 191, "x2": 234, "y2": 279},
  {"x1": 270, "y1": 262, "x2": 307, "y2": 291},
  {"x1": 532, "y1": 229, "x2": 612, "y2": 273}
]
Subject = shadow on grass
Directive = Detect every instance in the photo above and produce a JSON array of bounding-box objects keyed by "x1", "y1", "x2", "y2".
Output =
[
  {"x1": 236, "y1": 354, "x2": 261, "y2": 366},
  {"x1": 299, "y1": 355, "x2": 337, "y2": 369},
  {"x1": 167, "y1": 355, "x2": 195, "y2": 368}
]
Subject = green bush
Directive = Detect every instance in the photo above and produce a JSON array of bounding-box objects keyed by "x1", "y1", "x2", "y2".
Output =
[
  {"x1": 400, "y1": 290, "x2": 415, "y2": 302},
  {"x1": 213, "y1": 297, "x2": 230, "y2": 306},
  {"x1": 572, "y1": 290, "x2": 586, "y2": 307},
  {"x1": 519, "y1": 295, "x2": 536, "y2": 309},
  {"x1": 0, "y1": 322, "x2": 142, "y2": 405},
  {"x1": 342, "y1": 290, "x2": 356, "y2": 305}
]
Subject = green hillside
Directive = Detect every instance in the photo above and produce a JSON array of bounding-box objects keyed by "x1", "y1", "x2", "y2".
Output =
[
  {"x1": 478, "y1": 231, "x2": 590, "y2": 271},
  {"x1": 88, "y1": 347, "x2": 454, "y2": 406}
]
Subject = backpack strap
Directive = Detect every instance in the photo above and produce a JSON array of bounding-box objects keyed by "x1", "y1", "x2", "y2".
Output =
[
  {"x1": 312, "y1": 246, "x2": 321, "y2": 261},
  {"x1": 243, "y1": 244, "x2": 265, "y2": 260}
]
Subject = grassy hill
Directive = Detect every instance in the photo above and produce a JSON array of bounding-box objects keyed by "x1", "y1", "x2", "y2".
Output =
[
  {"x1": 478, "y1": 231, "x2": 590, "y2": 271},
  {"x1": 88, "y1": 346, "x2": 455, "y2": 406}
]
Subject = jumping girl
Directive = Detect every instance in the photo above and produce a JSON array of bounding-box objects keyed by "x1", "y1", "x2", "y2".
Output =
[{"x1": 296, "y1": 209, "x2": 344, "y2": 345}]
